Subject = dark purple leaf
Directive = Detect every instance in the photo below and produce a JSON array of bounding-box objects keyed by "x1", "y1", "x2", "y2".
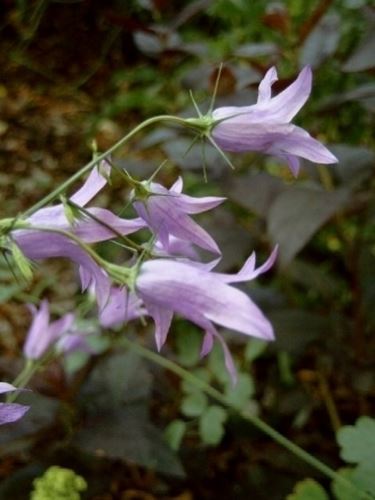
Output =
[{"x1": 267, "y1": 185, "x2": 350, "y2": 265}]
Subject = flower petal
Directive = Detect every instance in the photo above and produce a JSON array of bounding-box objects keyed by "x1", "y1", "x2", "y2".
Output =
[
  {"x1": 70, "y1": 161, "x2": 110, "y2": 206},
  {"x1": 141, "y1": 299, "x2": 173, "y2": 351},
  {"x1": 23, "y1": 299, "x2": 51, "y2": 359},
  {"x1": 0, "y1": 402, "x2": 29, "y2": 425},
  {"x1": 260, "y1": 66, "x2": 312, "y2": 122},
  {"x1": 215, "y1": 246, "x2": 278, "y2": 283},
  {"x1": 100, "y1": 286, "x2": 146, "y2": 328},
  {"x1": 74, "y1": 208, "x2": 146, "y2": 243},
  {"x1": 137, "y1": 260, "x2": 274, "y2": 341},
  {"x1": 269, "y1": 125, "x2": 338, "y2": 164},
  {"x1": 257, "y1": 66, "x2": 278, "y2": 104}
]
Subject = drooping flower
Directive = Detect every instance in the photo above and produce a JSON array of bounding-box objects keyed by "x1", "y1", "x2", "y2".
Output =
[
  {"x1": 132, "y1": 177, "x2": 224, "y2": 254},
  {"x1": 210, "y1": 66, "x2": 338, "y2": 176},
  {"x1": 12, "y1": 162, "x2": 144, "y2": 309},
  {"x1": 24, "y1": 299, "x2": 91, "y2": 360},
  {"x1": 0, "y1": 382, "x2": 29, "y2": 425},
  {"x1": 135, "y1": 247, "x2": 278, "y2": 381},
  {"x1": 19, "y1": 161, "x2": 146, "y2": 244}
]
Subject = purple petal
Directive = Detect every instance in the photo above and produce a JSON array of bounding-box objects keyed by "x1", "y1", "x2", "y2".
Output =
[
  {"x1": 269, "y1": 125, "x2": 338, "y2": 164},
  {"x1": 154, "y1": 236, "x2": 201, "y2": 260},
  {"x1": 23, "y1": 299, "x2": 51, "y2": 359},
  {"x1": 137, "y1": 260, "x2": 274, "y2": 341},
  {"x1": 141, "y1": 299, "x2": 173, "y2": 351},
  {"x1": 215, "y1": 246, "x2": 278, "y2": 284},
  {"x1": 170, "y1": 177, "x2": 183, "y2": 193},
  {"x1": 74, "y1": 208, "x2": 146, "y2": 243},
  {"x1": 259, "y1": 66, "x2": 312, "y2": 122},
  {"x1": 99, "y1": 286, "x2": 146, "y2": 328},
  {"x1": 257, "y1": 66, "x2": 278, "y2": 103},
  {"x1": 14, "y1": 232, "x2": 111, "y2": 310},
  {"x1": 212, "y1": 122, "x2": 293, "y2": 153},
  {"x1": 0, "y1": 403, "x2": 29, "y2": 425},
  {"x1": 48, "y1": 313, "x2": 75, "y2": 340},
  {"x1": 134, "y1": 198, "x2": 221, "y2": 254},
  {"x1": 70, "y1": 161, "x2": 110, "y2": 206},
  {"x1": 56, "y1": 333, "x2": 92, "y2": 354},
  {"x1": 0, "y1": 382, "x2": 19, "y2": 394}
]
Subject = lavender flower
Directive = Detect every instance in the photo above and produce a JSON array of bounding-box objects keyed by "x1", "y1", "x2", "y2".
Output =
[
  {"x1": 210, "y1": 66, "x2": 337, "y2": 176},
  {"x1": 24, "y1": 300, "x2": 90, "y2": 360},
  {"x1": 22, "y1": 162, "x2": 146, "y2": 243},
  {"x1": 0, "y1": 382, "x2": 29, "y2": 425},
  {"x1": 132, "y1": 177, "x2": 224, "y2": 254},
  {"x1": 13, "y1": 163, "x2": 144, "y2": 309},
  {"x1": 135, "y1": 247, "x2": 278, "y2": 381}
]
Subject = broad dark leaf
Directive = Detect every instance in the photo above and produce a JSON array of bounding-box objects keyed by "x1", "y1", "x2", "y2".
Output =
[
  {"x1": 74, "y1": 350, "x2": 184, "y2": 476},
  {"x1": 228, "y1": 171, "x2": 285, "y2": 217},
  {"x1": 269, "y1": 310, "x2": 331, "y2": 354},
  {"x1": 267, "y1": 185, "x2": 350, "y2": 265},
  {"x1": 328, "y1": 144, "x2": 375, "y2": 185},
  {"x1": 299, "y1": 13, "x2": 341, "y2": 68},
  {"x1": 342, "y1": 9, "x2": 375, "y2": 71}
]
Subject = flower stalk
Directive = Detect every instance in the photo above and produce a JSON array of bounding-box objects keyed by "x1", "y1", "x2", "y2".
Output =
[
  {"x1": 23, "y1": 114, "x2": 188, "y2": 218},
  {"x1": 121, "y1": 337, "x2": 372, "y2": 500}
]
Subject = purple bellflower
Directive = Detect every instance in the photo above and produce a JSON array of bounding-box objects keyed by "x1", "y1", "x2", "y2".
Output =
[
  {"x1": 132, "y1": 177, "x2": 224, "y2": 254},
  {"x1": 24, "y1": 162, "x2": 146, "y2": 243},
  {"x1": 24, "y1": 299, "x2": 91, "y2": 360},
  {"x1": 13, "y1": 163, "x2": 145, "y2": 309},
  {"x1": 135, "y1": 246, "x2": 278, "y2": 381},
  {"x1": 210, "y1": 66, "x2": 338, "y2": 176},
  {"x1": 0, "y1": 382, "x2": 29, "y2": 425}
]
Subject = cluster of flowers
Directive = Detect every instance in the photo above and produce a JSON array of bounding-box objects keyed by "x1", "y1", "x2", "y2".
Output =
[{"x1": 0, "y1": 66, "x2": 337, "y2": 425}]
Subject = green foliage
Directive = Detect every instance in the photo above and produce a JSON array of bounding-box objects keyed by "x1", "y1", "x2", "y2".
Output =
[
  {"x1": 337, "y1": 417, "x2": 375, "y2": 496},
  {"x1": 332, "y1": 468, "x2": 364, "y2": 500},
  {"x1": 199, "y1": 406, "x2": 228, "y2": 446},
  {"x1": 337, "y1": 417, "x2": 375, "y2": 465},
  {"x1": 289, "y1": 417, "x2": 375, "y2": 499},
  {"x1": 287, "y1": 478, "x2": 329, "y2": 500},
  {"x1": 30, "y1": 466, "x2": 87, "y2": 500},
  {"x1": 164, "y1": 420, "x2": 187, "y2": 451}
]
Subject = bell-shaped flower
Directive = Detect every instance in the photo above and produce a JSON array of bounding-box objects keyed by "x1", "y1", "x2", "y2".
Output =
[
  {"x1": 18, "y1": 161, "x2": 146, "y2": 244},
  {"x1": 13, "y1": 162, "x2": 144, "y2": 309},
  {"x1": 132, "y1": 177, "x2": 224, "y2": 254},
  {"x1": 23, "y1": 300, "x2": 91, "y2": 360},
  {"x1": 0, "y1": 382, "x2": 29, "y2": 425},
  {"x1": 134, "y1": 247, "x2": 278, "y2": 381},
  {"x1": 210, "y1": 66, "x2": 337, "y2": 176}
]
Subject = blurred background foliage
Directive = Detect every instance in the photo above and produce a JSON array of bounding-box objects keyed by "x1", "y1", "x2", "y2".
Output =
[{"x1": 0, "y1": 0, "x2": 374, "y2": 498}]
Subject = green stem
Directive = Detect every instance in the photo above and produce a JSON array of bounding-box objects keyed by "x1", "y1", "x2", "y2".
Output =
[
  {"x1": 121, "y1": 337, "x2": 372, "y2": 500},
  {"x1": 6, "y1": 359, "x2": 41, "y2": 403},
  {"x1": 23, "y1": 115, "x2": 187, "y2": 218}
]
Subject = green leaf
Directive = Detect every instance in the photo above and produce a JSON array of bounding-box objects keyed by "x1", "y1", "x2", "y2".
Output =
[
  {"x1": 352, "y1": 463, "x2": 375, "y2": 496},
  {"x1": 337, "y1": 416, "x2": 375, "y2": 465},
  {"x1": 287, "y1": 478, "x2": 329, "y2": 500},
  {"x1": 331, "y1": 468, "x2": 364, "y2": 500},
  {"x1": 208, "y1": 343, "x2": 231, "y2": 384},
  {"x1": 164, "y1": 420, "x2": 187, "y2": 451},
  {"x1": 199, "y1": 405, "x2": 227, "y2": 446},
  {"x1": 181, "y1": 368, "x2": 211, "y2": 394},
  {"x1": 244, "y1": 338, "x2": 268, "y2": 362},
  {"x1": 181, "y1": 391, "x2": 208, "y2": 417},
  {"x1": 175, "y1": 323, "x2": 201, "y2": 367},
  {"x1": 224, "y1": 373, "x2": 255, "y2": 409}
]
